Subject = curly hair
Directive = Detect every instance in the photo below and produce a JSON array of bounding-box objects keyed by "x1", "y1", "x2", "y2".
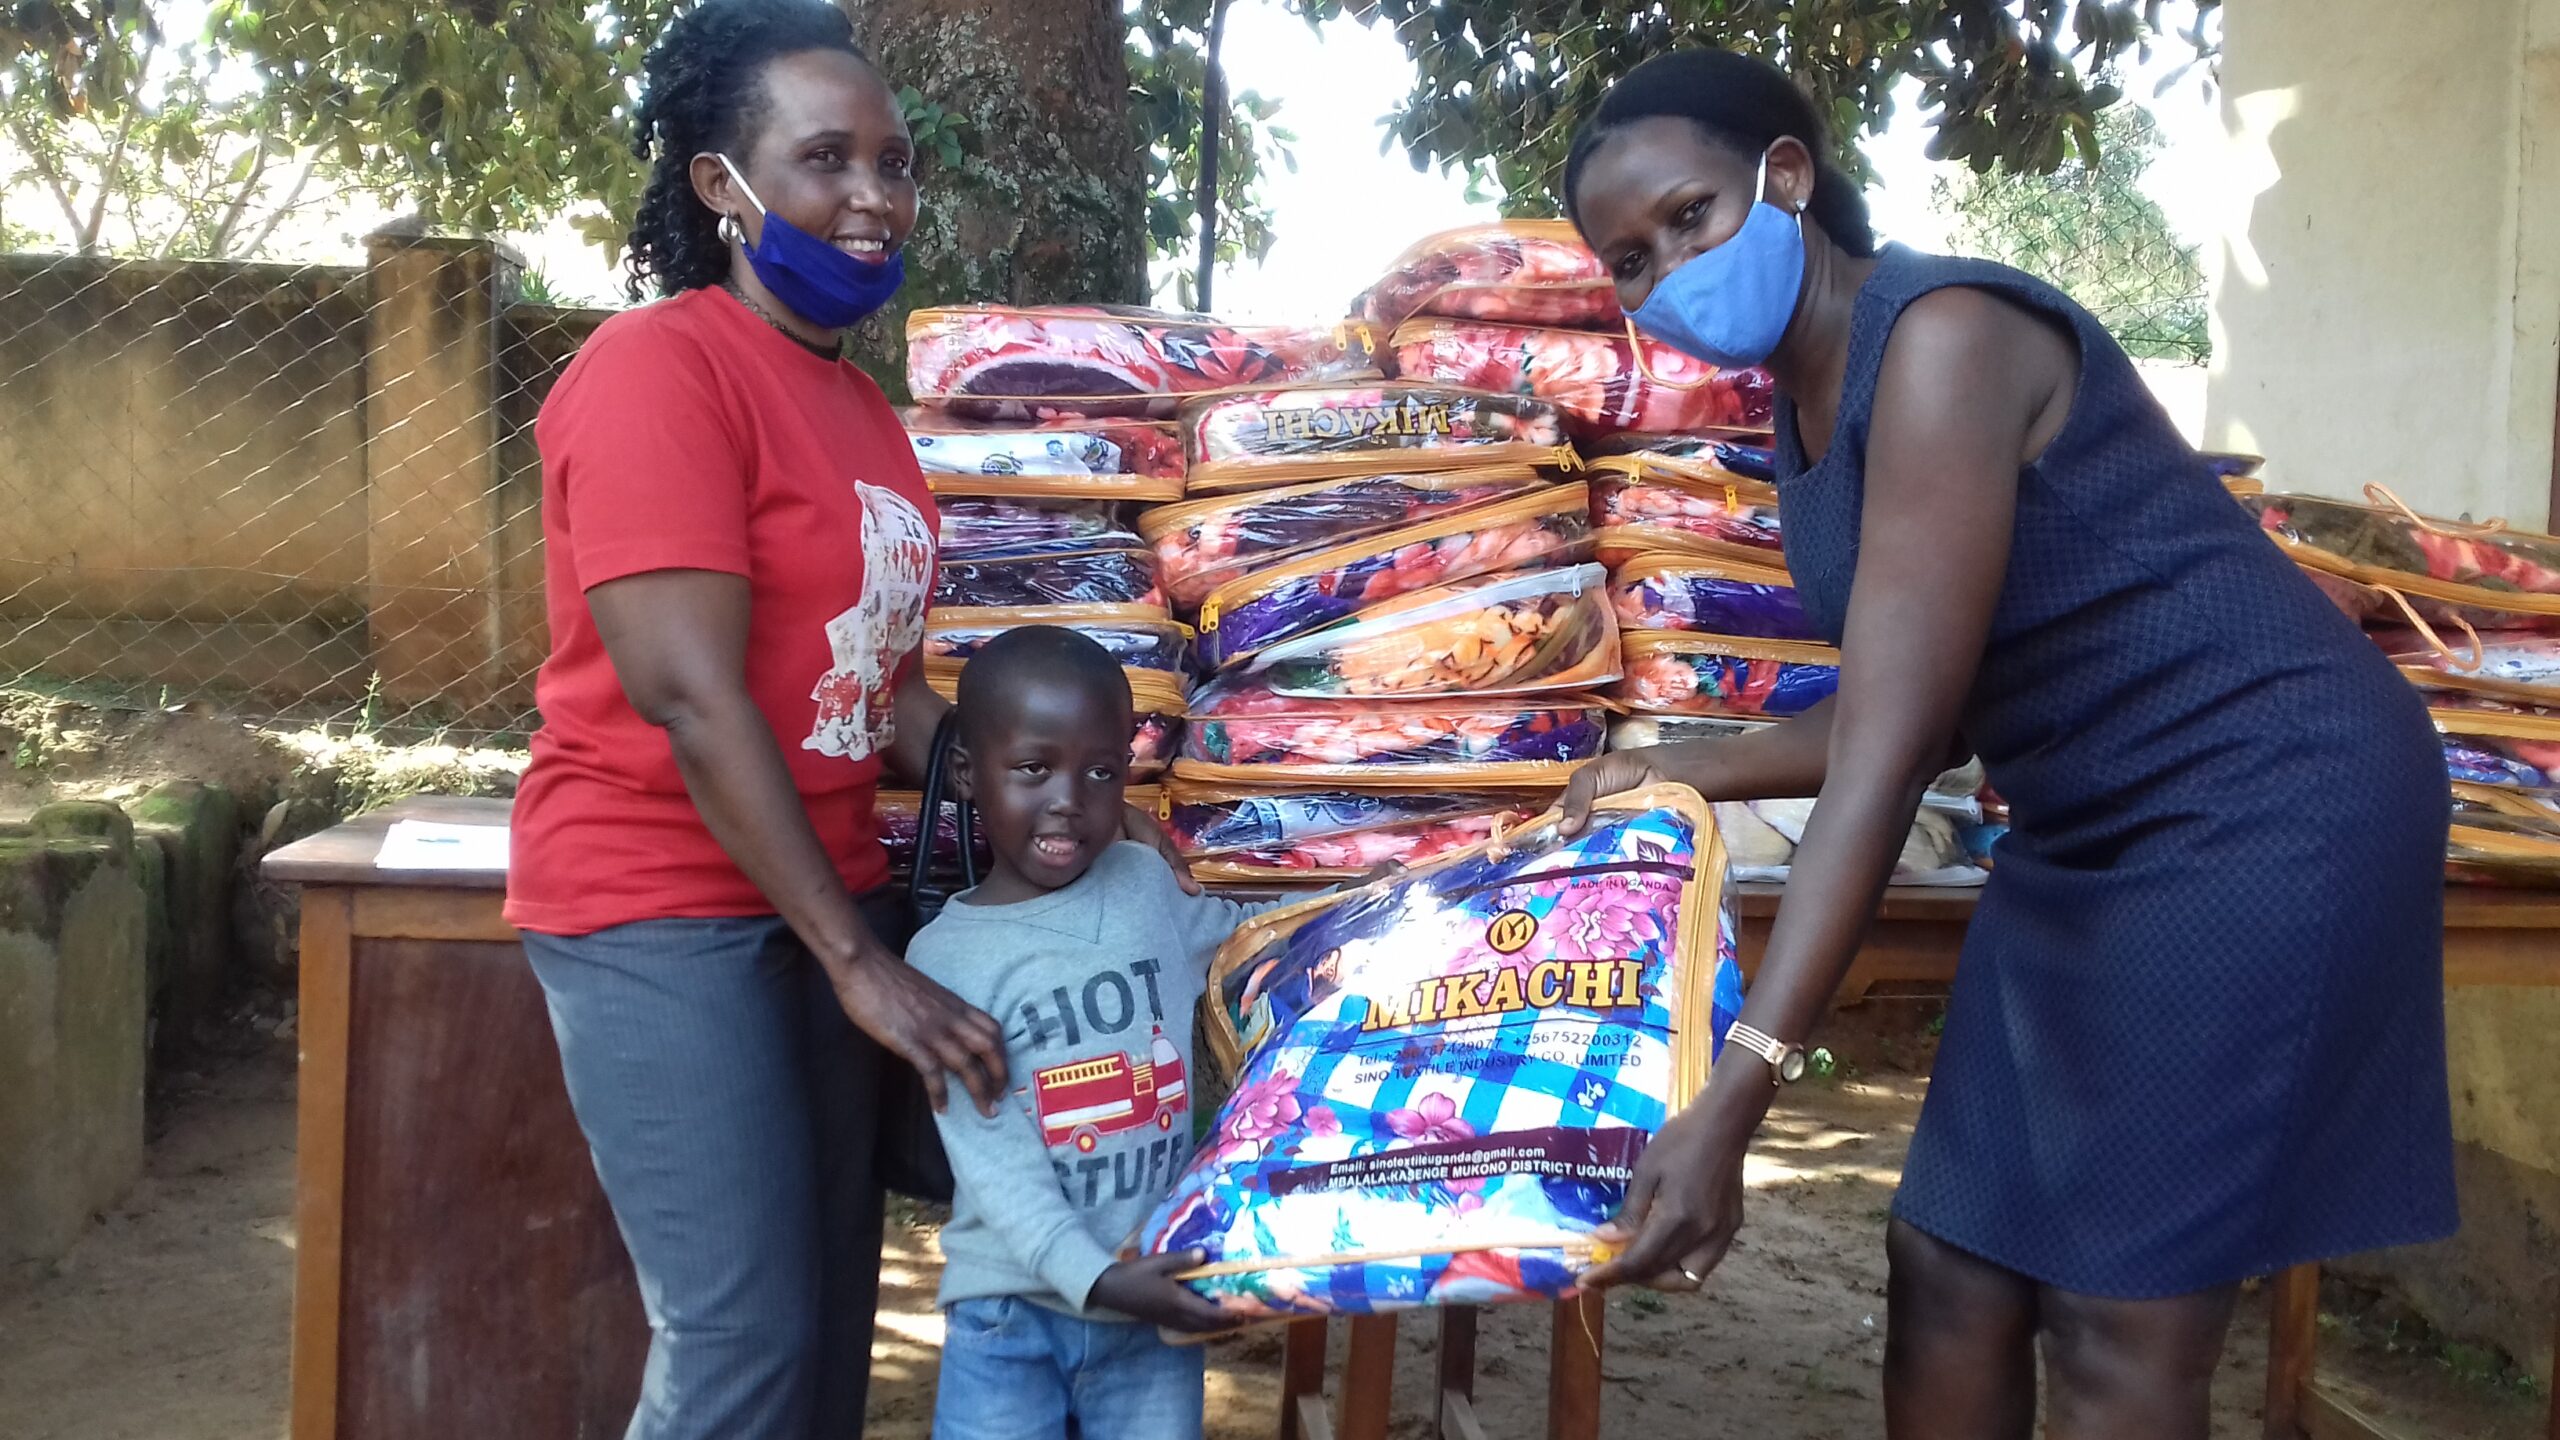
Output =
[{"x1": 623, "y1": 0, "x2": 870, "y2": 301}]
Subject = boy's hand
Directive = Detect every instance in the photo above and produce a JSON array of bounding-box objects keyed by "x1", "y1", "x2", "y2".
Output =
[{"x1": 1089, "y1": 1251, "x2": 1230, "y2": 1333}]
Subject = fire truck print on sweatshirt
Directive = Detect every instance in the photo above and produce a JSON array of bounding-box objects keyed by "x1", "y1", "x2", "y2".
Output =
[{"x1": 905, "y1": 842, "x2": 1288, "y2": 1316}]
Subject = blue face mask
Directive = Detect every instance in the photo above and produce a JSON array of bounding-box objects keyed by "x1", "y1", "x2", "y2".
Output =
[
  {"x1": 719, "y1": 155, "x2": 905, "y2": 331},
  {"x1": 1628, "y1": 151, "x2": 1805, "y2": 370}
]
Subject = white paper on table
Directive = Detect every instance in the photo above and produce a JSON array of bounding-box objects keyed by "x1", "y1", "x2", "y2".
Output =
[{"x1": 375, "y1": 819, "x2": 511, "y2": 871}]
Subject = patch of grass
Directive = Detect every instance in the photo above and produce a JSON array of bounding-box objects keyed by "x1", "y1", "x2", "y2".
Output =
[
  {"x1": 1626, "y1": 1290, "x2": 1665, "y2": 1316},
  {"x1": 2321, "y1": 1287, "x2": 2544, "y2": 1401}
]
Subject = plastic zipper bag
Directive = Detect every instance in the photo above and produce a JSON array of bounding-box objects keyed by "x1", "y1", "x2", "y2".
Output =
[
  {"x1": 1178, "y1": 680, "x2": 1606, "y2": 784},
  {"x1": 923, "y1": 606, "x2": 1191, "y2": 673},
  {"x1": 1245, "y1": 564, "x2": 1620, "y2": 700},
  {"x1": 906, "y1": 305, "x2": 1374, "y2": 421},
  {"x1": 1182, "y1": 383, "x2": 1576, "y2": 493},
  {"x1": 931, "y1": 546, "x2": 1166, "y2": 612},
  {"x1": 1136, "y1": 785, "x2": 1743, "y2": 1320},
  {"x1": 1618, "y1": 633, "x2": 1840, "y2": 717},
  {"x1": 936, "y1": 498, "x2": 1141, "y2": 561},
  {"x1": 1608, "y1": 550, "x2": 1813, "y2": 640},
  {"x1": 1353, "y1": 220, "x2": 1619, "y2": 332},
  {"x1": 1388, "y1": 317, "x2": 1775, "y2": 438},
  {"x1": 1195, "y1": 484, "x2": 1593, "y2": 670},
  {"x1": 1142, "y1": 468, "x2": 1548, "y2": 609}
]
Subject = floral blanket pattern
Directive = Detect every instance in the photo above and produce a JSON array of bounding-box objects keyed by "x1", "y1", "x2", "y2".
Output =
[{"x1": 1138, "y1": 795, "x2": 1740, "y2": 1318}]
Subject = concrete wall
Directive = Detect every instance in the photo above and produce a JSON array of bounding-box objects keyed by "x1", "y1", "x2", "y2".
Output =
[
  {"x1": 2208, "y1": 1, "x2": 2560, "y2": 1379},
  {"x1": 0, "y1": 246, "x2": 607, "y2": 719},
  {"x1": 2205, "y1": 0, "x2": 2560, "y2": 528}
]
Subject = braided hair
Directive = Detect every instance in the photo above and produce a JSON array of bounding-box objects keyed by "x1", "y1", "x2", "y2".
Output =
[
  {"x1": 1563, "y1": 49, "x2": 1877, "y2": 258},
  {"x1": 624, "y1": 0, "x2": 870, "y2": 301}
]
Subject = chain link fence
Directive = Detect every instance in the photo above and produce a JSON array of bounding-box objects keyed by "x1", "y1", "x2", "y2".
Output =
[
  {"x1": 0, "y1": 239, "x2": 600, "y2": 743},
  {"x1": 0, "y1": 51, "x2": 2210, "y2": 747}
]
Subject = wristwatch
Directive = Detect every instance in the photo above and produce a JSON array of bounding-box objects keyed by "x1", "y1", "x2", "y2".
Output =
[{"x1": 1724, "y1": 1021, "x2": 1808, "y2": 1086}]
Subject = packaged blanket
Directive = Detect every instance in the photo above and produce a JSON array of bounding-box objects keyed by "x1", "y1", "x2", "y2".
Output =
[
  {"x1": 923, "y1": 606, "x2": 1190, "y2": 674},
  {"x1": 2433, "y1": 704, "x2": 2560, "y2": 788},
  {"x1": 930, "y1": 546, "x2": 1166, "y2": 613},
  {"x1": 1137, "y1": 785, "x2": 1742, "y2": 1318},
  {"x1": 1142, "y1": 468, "x2": 1547, "y2": 609},
  {"x1": 922, "y1": 663, "x2": 1186, "y2": 777},
  {"x1": 1619, "y1": 633, "x2": 1841, "y2": 717},
  {"x1": 936, "y1": 498, "x2": 1140, "y2": 562},
  {"x1": 1182, "y1": 384, "x2": 1576, "y2": 493},
  {"x1": 2395, "y1": 635, "x2": 2560, "y2": 708},
  {"x1": 1190, "y1": 811, "x2": 1523, "y2": 884},
  {"x1": 1388, "y1": 317, "x2": 1775, "y2": 439},
  {"x1": 1245, "y1": 565, "x2": 1620, "y2": 700},
  {"x1": 1195, "y1": 484, "x2": 1593, "y2": 670},
  {"x1": 1584, "y1": 433, "x2": 1777, "y2": 480},
  {"x1": 1178, "y1": 681, "x2": 1605, "y2": 785},
  {"x1": 1354, "y1": 221, "x2": 1619, "y2": 333},
  {"x1": 2242, "y1": 491, "x2": 2560, "y2": 632},
  {"x1": 1589, "y1": 454, "x2": 1785, "y2": 554},
  {"x1": 906, "y1": 306, "x2": 1372, "y2": 421},
  {"x1": 1609, "y1": 550, "x2": 1813, "y2": 641},
  {"x1": 1164, "y1": 783, "x2": 1554, "y2": 860},
  {"x1": 901, "y1": 409, "x2": 1188, "y2": 494},
  {"x1": 2445, "y1": 805, "x2": 2560, "y2": 888}
]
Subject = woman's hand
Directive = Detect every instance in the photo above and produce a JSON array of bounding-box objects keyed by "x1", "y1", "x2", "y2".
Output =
[
  {"x1": 1557, "y1": 748, "x2": 1678, "y2": 837},
  {"x1": 827, "y1": 940, "x2": 1010, "y2": 1117},
  {"x1": 1581, "y1": 1101, "x2": 1751, "y2": 1292},
  {"x1": 1123, "y1": 802, "x2": 1202, "y2": 895}
]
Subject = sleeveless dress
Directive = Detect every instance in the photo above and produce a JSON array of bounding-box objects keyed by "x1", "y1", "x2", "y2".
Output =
[{"x1": 1774, "y1": 246, "x2": 2458, "y2": 1298}]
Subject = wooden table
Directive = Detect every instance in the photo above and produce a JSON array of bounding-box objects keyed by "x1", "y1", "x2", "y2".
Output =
[
  {"x1": 1278, "y1": 885, "x2": 2560, "y2": 1440},
  {"x1": 267, "y1": 796, "x2": 644, "y2": 1440},
  {"x1": 270, "y1": 798, "x2": 2560, "y2": 1440}
]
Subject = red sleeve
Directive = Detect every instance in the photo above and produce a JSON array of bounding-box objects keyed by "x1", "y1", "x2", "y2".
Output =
[{"x1": 545, "y1": 317, "x2": 753, "y2": 589}]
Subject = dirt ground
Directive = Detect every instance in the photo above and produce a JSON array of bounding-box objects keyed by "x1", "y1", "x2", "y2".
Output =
[{"x1": 0, "y1": 1027, "x2": 2543, "y2": 1440}]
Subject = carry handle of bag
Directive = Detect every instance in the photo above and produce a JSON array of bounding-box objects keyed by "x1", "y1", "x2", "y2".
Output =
[
  {"x1": 1623, "y1": 317, "x2": 1718, "y2": 392},
  {"x1": 2362, "y1": 482, "x2": 2507, "y2": 539},
  {"x1": 906, "y1": 710, "x2": 981, "y2": 924},
  {"x1": 2376, "y1": 583, "x2": 2485, "y2": 672}
]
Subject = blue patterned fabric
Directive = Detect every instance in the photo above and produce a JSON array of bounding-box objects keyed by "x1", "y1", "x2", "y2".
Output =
[{"x1": 1775, "y1": 246, "x2": 2458, "y2": 1298}]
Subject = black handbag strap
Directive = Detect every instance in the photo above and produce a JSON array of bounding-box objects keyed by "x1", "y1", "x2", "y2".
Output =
[{"x1": 905, "y1": 710, "x2": 978, "y2": 925}]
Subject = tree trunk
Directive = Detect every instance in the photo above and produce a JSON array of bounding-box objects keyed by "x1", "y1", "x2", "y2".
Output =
[{"x1": 838, "y1": 0, "x2": 1147, "y2": 398}]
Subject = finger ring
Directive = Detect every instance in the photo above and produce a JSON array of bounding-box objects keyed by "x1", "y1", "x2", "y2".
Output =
[{"x1": 1680, "y1": 1268, "x2": 1703, "y2": 1285}]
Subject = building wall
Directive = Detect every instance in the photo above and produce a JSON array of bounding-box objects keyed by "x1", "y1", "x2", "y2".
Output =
[
  {"x1": 2205, "y1": 0, "x2": 2560, "y2": 528},
  {"x1": 2208, "y1": 0, "x2": 2560, "y2": 1381}
]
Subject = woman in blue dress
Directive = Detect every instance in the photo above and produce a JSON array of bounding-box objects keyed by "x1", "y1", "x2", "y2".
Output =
[{"x1": 1557, "y1": 49, "x2": 2456, "y2": 1437}]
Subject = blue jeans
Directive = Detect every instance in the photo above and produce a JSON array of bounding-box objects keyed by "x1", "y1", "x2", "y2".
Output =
[
  {"x1": 526, "y1": 911, "x2": 900, "y2": 1440},
  {"x1": 931, "y1": 1297, "x2": 1205, "y2": 1440}
]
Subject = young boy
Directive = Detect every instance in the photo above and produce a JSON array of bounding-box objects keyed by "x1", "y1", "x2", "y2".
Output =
[{"x1": 908, "y1": 626, "x2": 1276, "y2": 1440}]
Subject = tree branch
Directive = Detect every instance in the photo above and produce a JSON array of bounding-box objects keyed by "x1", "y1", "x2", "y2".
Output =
[
  {"x1": 208, "y1": 130, "x2": 274, "y2": 257},
  {"x1": 237, "y1": 149, "x2": 322, "y2": 258},
  {"x1": 6, "y1": 111, "x2": 89, "y2": 238}
]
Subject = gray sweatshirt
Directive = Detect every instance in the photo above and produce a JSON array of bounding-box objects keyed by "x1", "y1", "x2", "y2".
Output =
[{"x1": 907, "y1": 842, "x2": 1283, "y2": 1320}]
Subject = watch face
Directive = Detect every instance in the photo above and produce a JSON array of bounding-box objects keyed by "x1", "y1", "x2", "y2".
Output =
[{"x1": 1777, "y1": 1049, "x2": 1808, "y2": 1084}]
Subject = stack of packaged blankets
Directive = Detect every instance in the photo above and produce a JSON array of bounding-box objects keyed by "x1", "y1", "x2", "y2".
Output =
[
  {"x1": 1156, "y1": 221, "x2": 1782, "y2": 886},
  {"x1": 879, "y1": 304, "x2": 1374, "y2": 869},
  {"x1": 883, "y1": 224, "x2": 2010, "y2": 892},
  {"x1": 2242, "y1": 484, "x2": 2560, "y2": 887}
]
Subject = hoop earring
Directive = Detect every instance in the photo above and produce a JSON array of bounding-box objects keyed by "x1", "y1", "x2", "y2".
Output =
[{"x1": 717, "y1": 214, "x2": 746, "y2": 248}]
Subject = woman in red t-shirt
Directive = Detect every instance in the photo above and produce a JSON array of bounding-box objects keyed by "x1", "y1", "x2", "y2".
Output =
[{"x1": 507, "y1": 4, "x2": 1184, "y2": 1434}]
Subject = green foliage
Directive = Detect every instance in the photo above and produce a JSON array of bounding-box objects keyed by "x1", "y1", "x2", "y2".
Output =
[
  {"x1": 1296, "y1": 0, "x2": 2219, "y2": 217},
  {"x1": 895, "y1": 87, "x2": 969, "y2": 174},
  {"x1": 1934, "y1": 105, "x2": 2208, "y2": 361}
]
